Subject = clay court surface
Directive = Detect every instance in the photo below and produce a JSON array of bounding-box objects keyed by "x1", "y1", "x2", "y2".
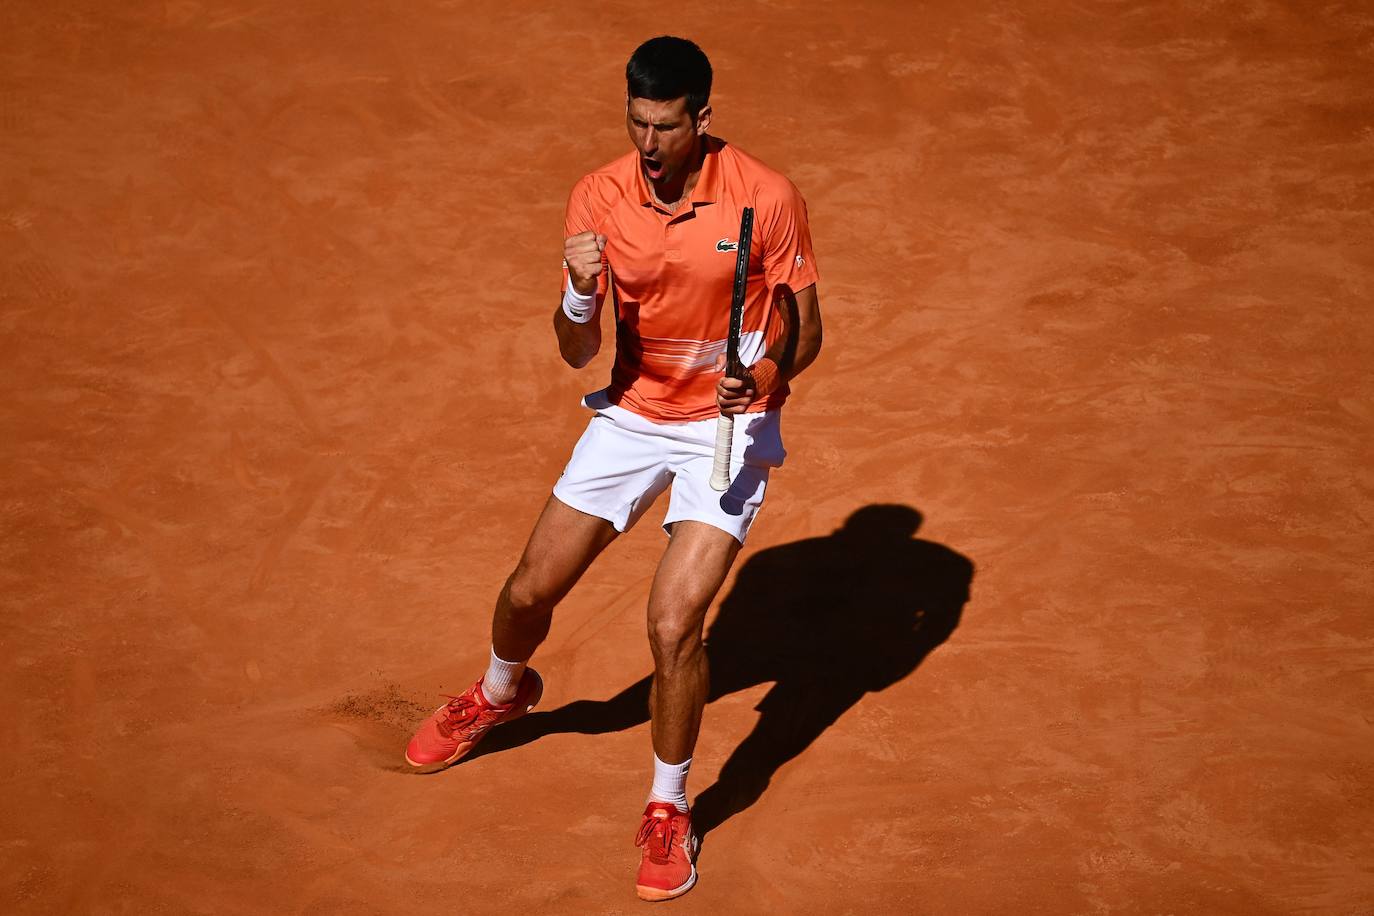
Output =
[{"x1": 4, "y1": 1, "x2": 1373, "y2": 913}]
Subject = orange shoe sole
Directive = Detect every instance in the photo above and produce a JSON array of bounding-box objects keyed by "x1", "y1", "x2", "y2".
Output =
[{"x1": 635, "y1": 866, "x2": 697, "y2": 902}]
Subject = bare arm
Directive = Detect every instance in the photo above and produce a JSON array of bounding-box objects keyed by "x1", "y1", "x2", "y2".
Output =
[
  {"x1": 554, "y1": 297, "x2": 602, "y2": 368},
  {"x1": 765, "y1": 283, "x2": 823, "y2": 382},
  {"x1": 555, "y1": 231, "x2": 607, "y2": 369},
  {"x1": 717, "y1": 283, "x2": 823, "y2": 415}
]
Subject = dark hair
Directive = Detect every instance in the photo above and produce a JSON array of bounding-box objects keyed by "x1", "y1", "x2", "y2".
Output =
[{"x1": 626, "y1": 36, "x2": 713, "y2": 120}]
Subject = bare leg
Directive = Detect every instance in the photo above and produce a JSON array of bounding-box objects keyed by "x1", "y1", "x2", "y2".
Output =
[
  {"x1": 492, "y1": 495, "x2": 619, "y2": 662},
  {"x1": 646, "y1": 521, "x2": 741, "y2": 763}
]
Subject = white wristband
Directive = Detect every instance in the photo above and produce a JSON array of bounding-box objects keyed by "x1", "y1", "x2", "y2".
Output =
[{"x1": 561, "y1": 285, "x2": 595, "y2": 324}]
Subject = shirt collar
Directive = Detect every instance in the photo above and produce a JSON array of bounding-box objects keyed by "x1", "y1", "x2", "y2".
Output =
[
  {"x1": 689, "y1": 136, "x2": 724, "y2": 205},
  {"x1": 635, "y1": 135, "x2": 724, "y2": 210}
]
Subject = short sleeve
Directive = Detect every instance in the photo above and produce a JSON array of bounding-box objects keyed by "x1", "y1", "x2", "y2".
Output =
[
  {"x1": 561, "y1": 176, "x2": 609, "y2": 296},
  {"x1": 757, "y1": 178, "x2": 819, "y2": 294}
]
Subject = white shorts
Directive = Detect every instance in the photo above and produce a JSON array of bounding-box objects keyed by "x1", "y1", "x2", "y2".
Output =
[{"x1": 551, "y1": 393, "x2": 786, "y2": 544}]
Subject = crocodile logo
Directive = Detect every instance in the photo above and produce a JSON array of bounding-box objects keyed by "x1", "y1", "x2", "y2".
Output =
[{"x1": 715, "y1": 238, "x2": 738, "y2": 252}]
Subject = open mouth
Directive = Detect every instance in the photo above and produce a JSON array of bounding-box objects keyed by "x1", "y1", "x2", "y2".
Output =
[{"x1": 643, "y1": 157, "x2": 665, "y2": 180}]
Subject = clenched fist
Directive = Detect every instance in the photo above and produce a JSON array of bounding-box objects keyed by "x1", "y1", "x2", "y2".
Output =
[{"x1": 564, "y1": 231, "x2": 607, "y2": 296}]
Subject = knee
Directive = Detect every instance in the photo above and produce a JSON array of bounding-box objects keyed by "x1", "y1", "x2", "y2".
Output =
[
  {"x1": 648, "y1": 609, "x2": 705, "y2": 666},
  {"x1": 504, "y1": 565, "x2": 558, "y2": 620}
]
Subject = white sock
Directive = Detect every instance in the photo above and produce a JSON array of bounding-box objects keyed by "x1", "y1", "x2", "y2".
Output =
[
  {"x1": 648, "y1": 754, "x2": 692, "y2": 813},
  {"x1": 480, "y1": 647, "x2": 525, "y2": 706}
]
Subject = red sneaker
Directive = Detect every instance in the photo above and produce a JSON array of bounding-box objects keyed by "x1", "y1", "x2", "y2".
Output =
[
  {"x1": 404, "y1": 669, "x2": 543, "y2": 770},
  {"x1": 634, "y1": 802, "x2": 699, "y2": 902}
]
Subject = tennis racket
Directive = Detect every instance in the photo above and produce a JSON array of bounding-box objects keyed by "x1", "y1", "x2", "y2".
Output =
[{"x1": 709, "y1": 206, "x2": 755, "y2": 492}]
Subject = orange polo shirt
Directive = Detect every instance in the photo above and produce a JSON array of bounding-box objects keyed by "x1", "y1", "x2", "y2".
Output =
[{"x1": 562, "y1": 137, "x2": 819, "y2": 423}]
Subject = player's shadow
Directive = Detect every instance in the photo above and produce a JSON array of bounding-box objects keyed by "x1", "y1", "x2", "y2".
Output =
[{"x1": 471, "y1": 503, "x2": 974, "y2": 837}]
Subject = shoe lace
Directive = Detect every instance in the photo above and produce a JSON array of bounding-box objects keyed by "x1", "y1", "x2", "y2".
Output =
[
  {"x1": 436, "y1": 694, "x2": 482, "y2": 738},
  {"x1": 635, "y1": 813, "x2": 677, "y2": 861}
]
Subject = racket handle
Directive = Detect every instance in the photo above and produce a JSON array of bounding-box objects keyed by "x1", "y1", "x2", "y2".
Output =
[{"x1": 709, "y1": 413, "x2": 735, "y2": 491}]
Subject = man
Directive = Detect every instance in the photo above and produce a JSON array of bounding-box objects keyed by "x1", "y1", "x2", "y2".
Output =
[{"x1": 405, "y1": 35, "x2": 822, "y2": 902}]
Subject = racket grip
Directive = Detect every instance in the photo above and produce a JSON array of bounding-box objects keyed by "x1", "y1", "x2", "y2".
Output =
[{"x1": 709, "y1": 413, "x2": 735, "y2": 491}]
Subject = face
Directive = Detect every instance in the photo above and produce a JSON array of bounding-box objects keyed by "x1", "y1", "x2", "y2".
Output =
[{"x1": 626, "y1": 95, "x2": 711, "y2": 185}]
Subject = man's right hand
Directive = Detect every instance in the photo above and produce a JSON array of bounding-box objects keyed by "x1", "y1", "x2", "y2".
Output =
[{"x1": 564, "y1": 231, "x2": 607, "y2": 296}]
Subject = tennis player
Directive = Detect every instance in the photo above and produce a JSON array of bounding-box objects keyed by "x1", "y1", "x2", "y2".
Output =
[{"x1": 405, "y1": 35, "x2": 822, "y2": 902}]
